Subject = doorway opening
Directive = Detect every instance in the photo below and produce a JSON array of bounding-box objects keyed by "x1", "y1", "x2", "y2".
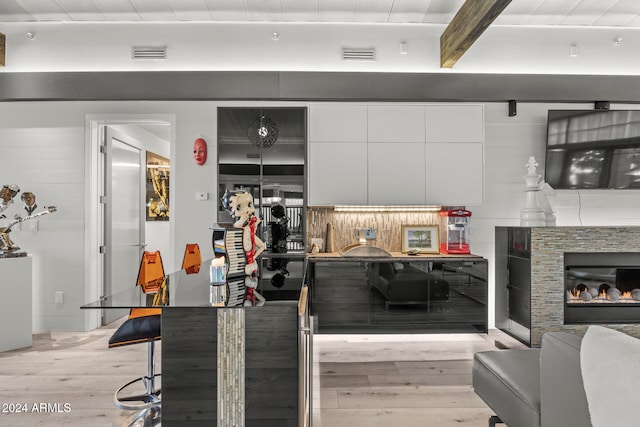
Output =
[{"x1": 86, "y1": 116, "x2": 173, "y2": 330}]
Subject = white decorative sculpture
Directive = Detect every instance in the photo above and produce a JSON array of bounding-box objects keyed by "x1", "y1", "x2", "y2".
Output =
[
  {"x1": 0, "y1": 184, "x2": 20, "y2": 216},
  {"x1": 537, "y1": 182, "x2": 557, "y2": 226},
  {"x1": 520, "y1": 157, "x2": 546, "y2": 226},
  {"x1": 0, "y1": 184, "x2": 57, "y2": 257}
]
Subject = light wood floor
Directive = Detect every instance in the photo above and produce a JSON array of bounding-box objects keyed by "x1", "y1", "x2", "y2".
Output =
[
  {"x1": 312, "y1": 331, "x2": 526, "y2": 427},
  {"x1": 0, "y1": 319, "x2": 525, "y2": 426}
]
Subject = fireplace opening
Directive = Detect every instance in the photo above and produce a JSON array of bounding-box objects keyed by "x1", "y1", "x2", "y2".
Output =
[{"x1": 565, "y1": 252, "x2": 640, "y2": 324}]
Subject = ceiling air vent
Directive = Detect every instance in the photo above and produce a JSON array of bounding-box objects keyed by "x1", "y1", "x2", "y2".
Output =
[
  {"x1": 132, "y1": 46, "x2": 167, "y2": 61},
  {"x1": 341, "y1": 47, "x2": 375, "y2": 61}
]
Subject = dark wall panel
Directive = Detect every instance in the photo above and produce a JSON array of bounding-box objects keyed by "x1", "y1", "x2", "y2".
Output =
[
  {"x1": 0, "y1": 71, "x2": 280, "y2": 101},
  {"x1": 2, "y1": 71, "x2": 640, "y2": 103},
  {"x1": 162, "y1": 305, "x2": 298, "y2": 427},
  {"x1": 162, "y1": 307, "x2": 218, "y2": 426},
  {"x1": 245, "y1": 304, "x2": 299, "y2": 427}
]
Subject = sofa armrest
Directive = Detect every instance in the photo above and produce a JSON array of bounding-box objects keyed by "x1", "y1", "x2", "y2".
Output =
[{"x1": 540, "y1": 332, "x2": 592, "y2": 427}]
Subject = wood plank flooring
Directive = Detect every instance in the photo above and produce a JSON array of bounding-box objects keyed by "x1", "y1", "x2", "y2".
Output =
[
  {"x1": 312, "y1": 331, "x2": 526, "y2": 427},
  {"x1": 0, "y1": 318, "x2": 525, "y2": 426}
]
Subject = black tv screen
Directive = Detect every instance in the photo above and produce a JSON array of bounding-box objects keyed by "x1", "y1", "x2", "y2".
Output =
[{"x1": 545, "y1": 110, "x2": 640, "y2": 189}]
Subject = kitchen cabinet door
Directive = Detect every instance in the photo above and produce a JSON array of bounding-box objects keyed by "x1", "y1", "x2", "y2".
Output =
[
  {"x1": 368, "y1": 142, "x2": 426, "y2": 204},
  {"x1": 426, "y1": 142, "x2": 483, "y2": 205},
  {"x1": 425, "y1": 105, "x2": 483, "y2": 143},
  {"x1": 368, "y1": 105, "x2": 425, "y2": 143},
  {"x1": 308, "y1": 104, "x2": 367, "y2": 143},
  {"x1": 308, "y1": 142, "x2": 368, "y2": 205}
]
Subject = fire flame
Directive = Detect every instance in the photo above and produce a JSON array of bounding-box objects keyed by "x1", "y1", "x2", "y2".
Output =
[{"x1": 567, "y1": 288, "x2": 639, "y2": 304}]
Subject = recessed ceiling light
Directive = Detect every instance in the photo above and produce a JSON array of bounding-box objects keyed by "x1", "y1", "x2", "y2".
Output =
[
  {"x1": 26, "y1": 32, "x2": 36, "y2": 40},
  {"x1": 613, "y1": 37, "x2": 623, "y2": 47},
  {"x1": 272, "y1": 32, "x2": 279, "y2": 41}
]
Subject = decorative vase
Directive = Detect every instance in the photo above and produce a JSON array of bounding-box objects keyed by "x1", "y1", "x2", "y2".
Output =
[{"x1": 325, "y1": 223, "x2": 334, "y2": 253}]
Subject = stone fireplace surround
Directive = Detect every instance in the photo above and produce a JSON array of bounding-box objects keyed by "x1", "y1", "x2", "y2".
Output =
[
  {"x1": 564, "y1": 252, "x2": 640, "y2": 324},
  {"x1": 530, "y1": 227, "x2": 640, "y2": 347}
]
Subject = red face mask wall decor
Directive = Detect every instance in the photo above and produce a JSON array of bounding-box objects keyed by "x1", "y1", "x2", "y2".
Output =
[{"x1": 193, "y1": 137, "x2": 207, "y2": 165}]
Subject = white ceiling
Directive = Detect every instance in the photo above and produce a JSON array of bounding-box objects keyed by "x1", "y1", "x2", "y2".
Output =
[
  {"x1": 2, "y1": 0, "x2": 640, "y2": 76},
  {"x1": 1, "y1": 0, "x2": 640, "y2": 28}
]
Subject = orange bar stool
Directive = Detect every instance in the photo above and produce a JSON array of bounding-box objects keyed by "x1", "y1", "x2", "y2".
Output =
[
  {"x1": 108, "y1": 251, "x2": 164, "y2": 416},
  {"x1": 182, "y1": 243, "x2": 202, "y2": 274}
]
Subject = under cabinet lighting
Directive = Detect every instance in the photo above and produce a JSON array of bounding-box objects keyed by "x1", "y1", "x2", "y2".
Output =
[{"x1": 333, "y1": 205, "x2": 441, "y2": 212}]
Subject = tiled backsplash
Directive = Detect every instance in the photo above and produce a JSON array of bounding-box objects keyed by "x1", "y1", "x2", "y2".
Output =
[{"x1": 306, "y1": 207, "x2": 440, "y2": 253}]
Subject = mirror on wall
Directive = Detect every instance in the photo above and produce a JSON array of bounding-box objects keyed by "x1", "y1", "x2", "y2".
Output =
[{"x1": 217, "y1": 107, "x2": 306, "y2": 254}]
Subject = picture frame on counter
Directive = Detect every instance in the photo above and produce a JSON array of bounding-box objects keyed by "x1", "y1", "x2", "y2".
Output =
[{"x1": 402, "y1": 225, "x2": 439, "y2": 254}]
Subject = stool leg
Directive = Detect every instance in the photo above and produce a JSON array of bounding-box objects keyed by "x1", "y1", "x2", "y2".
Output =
[
  {"x1": 144, "y1": 341, "x2": 157, "y2": 396},
  {"x1": 127, "y1": 405, "x2": 161, "y2": 427},
  {"x1": 114, "y1": 341, "x2": 161, "y2": 410},
  {"x1": 489, "y1": 415, "x2": 503, "y2": 426}
]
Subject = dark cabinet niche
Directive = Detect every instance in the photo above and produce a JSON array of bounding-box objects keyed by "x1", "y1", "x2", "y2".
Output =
[
  {"x1": 495, "y1": 227, "x2": 532, "y2": 345},
  {"x1": 257, "y1": 254, "x2": 306, "y2": 301},
  {"x1": 217, "y1": 107, "x2": 307, "y2": 301}
]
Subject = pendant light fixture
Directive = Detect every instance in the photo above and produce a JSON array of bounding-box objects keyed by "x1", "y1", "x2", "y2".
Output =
[{"x1": 248, "y1": 115, "x2": 279, "y2": 147}]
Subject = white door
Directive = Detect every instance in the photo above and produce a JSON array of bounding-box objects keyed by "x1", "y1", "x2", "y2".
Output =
[{"x1": 102, "y1": 127, "x2": 145, "y2": 325}]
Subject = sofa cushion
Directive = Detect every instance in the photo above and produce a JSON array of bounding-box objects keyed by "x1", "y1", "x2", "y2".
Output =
[
  {"x1": 473, "y1": 349, "x2": 541, "y2": 427},
  {"x1": 539, "y1": 332, "x2": 591, "y2": 427},
  {"x1": 581, "y1": 325, "x2": 640, "y2": 427},
  {"x1": 377, "y1": 262, "x2": 396, "y2": 276}
]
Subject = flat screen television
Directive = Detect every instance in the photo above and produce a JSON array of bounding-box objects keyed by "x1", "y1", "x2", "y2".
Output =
[{"x1": 545, "y1": 110, "x2": 640, "y2": 189}]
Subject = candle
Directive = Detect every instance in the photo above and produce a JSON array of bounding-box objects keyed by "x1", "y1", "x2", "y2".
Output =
[{"x1": 210, "y1": 257, "x2": 227, "y2": 284}]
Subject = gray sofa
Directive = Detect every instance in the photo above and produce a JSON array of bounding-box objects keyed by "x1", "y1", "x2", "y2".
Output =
[
  {"x1": 472, "y1": 331, "x2": 591, "y2": 427},
  {"x1": 371, "y1": 262, "x2": 449, "y2": 308}
]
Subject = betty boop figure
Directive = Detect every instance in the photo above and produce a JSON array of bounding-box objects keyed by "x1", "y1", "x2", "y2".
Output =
[{"x1": 221, "y1": 189, "x2": 265, "y2": 306}]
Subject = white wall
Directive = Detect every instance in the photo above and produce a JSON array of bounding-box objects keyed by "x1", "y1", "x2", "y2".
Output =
[
  {"x1": 0, "y1": 101, "x2": 218, "y2": 332},
  {"x1": 1, "y1": 21, "x2": 640, "y2": 76},
  {"x1": 473, "y1": 102, "x2": 640, "y2": 326},
  {"x1": 3, "y1": 99, "x2": 640, "y2": 332},
  {"x1": 1, "y1": 104, "x2": 87, "y2": 332},
  {"x1": 1, "y1": 21, "x2": 639, "y2": 334}
]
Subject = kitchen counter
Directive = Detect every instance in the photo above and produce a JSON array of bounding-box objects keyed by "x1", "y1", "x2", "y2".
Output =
[
  {"x1": 82, "y1": 257, "x2": 306, "y2": 426},
  {"x1": 308, "y1": 251, "x2": 485, "y2": 262}
]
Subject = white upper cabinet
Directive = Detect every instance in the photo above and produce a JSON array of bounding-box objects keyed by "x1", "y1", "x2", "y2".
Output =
[
  {"x1": 426, "y1": 142, "x2": 484, "y2": 205},
  {"x1": 308, "y1": 142, "x2": 368, "y2": 205},
  {"x1": 308, "y1": 103, "x2": 484, "y2": 206},
  {"x1": 308, "y1": 104, "x2": 368, "y2": 205},
  {"x1": 308, "y1": 104, "x2": 367, "y2": 142},
  {"x1": 368, "y1": 105, "x2": 426, "y2": 143},
  {"x1": 368, "y1": 142, "x2": 426, "y2": 204},
  {"x1": 367, "y1": 105, "x2": 426, "y2": 204},
  {"x1": 425, "y1": 105, "x2": 484, "y2": 205},
  {"x1": 426, "y1": 105, "x2": 483, "y2": 142}
]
